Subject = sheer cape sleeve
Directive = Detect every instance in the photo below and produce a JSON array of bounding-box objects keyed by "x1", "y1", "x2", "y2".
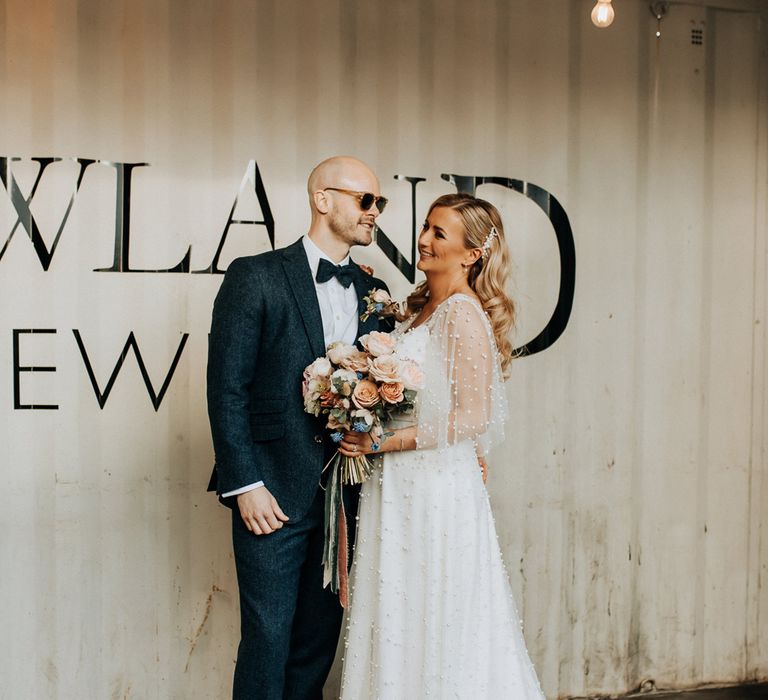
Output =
[{"x1": 414, "y1": 295, "x2": 508, "y2": 457}]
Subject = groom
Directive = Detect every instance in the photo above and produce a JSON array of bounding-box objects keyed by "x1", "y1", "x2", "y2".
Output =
[{"x1": 206, "y1": 156, "x2": 391, "y2": 699}]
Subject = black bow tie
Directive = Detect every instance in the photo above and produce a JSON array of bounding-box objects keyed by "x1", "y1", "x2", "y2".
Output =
[{"x1": 315, "y1": 258, "x2": 358, "y2": 288}]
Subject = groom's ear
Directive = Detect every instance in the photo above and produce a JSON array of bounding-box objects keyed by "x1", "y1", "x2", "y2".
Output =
[{"x1": 313, "y1": 190, "x2": 331, "y2": 214}]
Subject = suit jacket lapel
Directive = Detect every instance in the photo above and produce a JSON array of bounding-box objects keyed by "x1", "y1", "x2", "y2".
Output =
[
  {"x1": 351, "y1": 263, "x2": 379, "y2": 341},
  {"x1": 282, "y1": 238, "x2": 326, "y2": 359}
]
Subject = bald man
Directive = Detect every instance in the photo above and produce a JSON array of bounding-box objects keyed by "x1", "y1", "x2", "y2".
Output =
[{"x1": 207, "y1": 157, "x2": 391, "y2": 699}]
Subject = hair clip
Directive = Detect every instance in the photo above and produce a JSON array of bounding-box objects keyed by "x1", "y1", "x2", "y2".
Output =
[{"x1": 481, "y1": 226, "x2": 498, "y2": 259}]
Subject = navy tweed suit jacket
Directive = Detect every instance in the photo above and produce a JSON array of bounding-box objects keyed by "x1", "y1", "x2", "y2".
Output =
[{"x1": 206, "y1": 237, "x2": 390, "y2": 521}]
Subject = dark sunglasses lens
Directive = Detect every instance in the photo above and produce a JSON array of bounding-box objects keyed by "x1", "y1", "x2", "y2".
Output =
[{"x1": 358, "y1": 192, "x2": 387, "y2": 213}]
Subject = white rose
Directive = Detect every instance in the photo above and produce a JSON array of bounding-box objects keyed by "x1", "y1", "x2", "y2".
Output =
[
  {"x1": 327, "y1": 342, "x2": 357, "y2": 366},
  {"x1": 306, "y1": 356, "x2": 332, "y2": 379},
  {"x1": 371, "y1": 289, "x2": 392, "y2": 304},
  {"x1": 399, "y1": 360, "x2": 425, "y2": 390}
]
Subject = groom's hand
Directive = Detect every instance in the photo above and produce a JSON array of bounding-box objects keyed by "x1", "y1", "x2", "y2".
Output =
[{"x1": 237, "y1": 487, "x2": 289, "y2": 535}]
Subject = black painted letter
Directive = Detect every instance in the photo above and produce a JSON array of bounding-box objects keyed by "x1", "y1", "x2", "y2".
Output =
[
  {"x1": 94, "y1": 161, "x2": 191, "y2": 273},
  {"x1": 13, "y1": 329, "x2": 58, "y2": 409},
  {"x1": 73, "y1": 330, "x2": 189, "y2": 411},
  {"x1": 193, "y1": 160, "x2": 275, "y2": 274}
]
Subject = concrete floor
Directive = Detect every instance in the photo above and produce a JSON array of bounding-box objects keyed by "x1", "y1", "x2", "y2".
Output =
[{"x1": 623, "y1": 684, "x2": 768, "y2": 699}]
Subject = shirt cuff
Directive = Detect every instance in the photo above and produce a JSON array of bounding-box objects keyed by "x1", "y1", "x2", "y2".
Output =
[{"x1": 221, "y1": 481, "x2": 265, "y2": 498}]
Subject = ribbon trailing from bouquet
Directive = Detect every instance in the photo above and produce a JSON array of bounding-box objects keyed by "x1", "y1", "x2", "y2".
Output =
[{"x1": 321, "y1": 453, "x2": 375, "y2": 608}]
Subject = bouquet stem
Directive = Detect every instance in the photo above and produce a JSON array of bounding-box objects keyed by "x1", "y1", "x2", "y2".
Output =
[
  {"x1": 321, "y1": 453, "x2": 375, "y2": 607},
  {"x1": 340, "y1": 454, "x2": 375, "y2": 485}
]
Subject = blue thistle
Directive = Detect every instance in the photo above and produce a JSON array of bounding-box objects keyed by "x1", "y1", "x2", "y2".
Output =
[
  {"x1": 352, "y1": 421, "x2": 369, "y2": 433},
  {"x1": 330, "y1": 431, "x2": 343, "y2": 443}
]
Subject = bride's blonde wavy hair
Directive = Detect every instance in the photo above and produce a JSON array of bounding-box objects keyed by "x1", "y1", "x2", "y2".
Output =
[{"x1": 402, "y1": 193, "x2": 516, "y2": 376}]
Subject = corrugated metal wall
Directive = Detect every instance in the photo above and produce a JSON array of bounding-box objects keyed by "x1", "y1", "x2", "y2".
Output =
[{"x1": 0, "y1": 1, "x2": 765, "y2": 698}]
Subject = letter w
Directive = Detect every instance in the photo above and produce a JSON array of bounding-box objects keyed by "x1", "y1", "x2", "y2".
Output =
[
  {"x1": 73, "y1": 330, "x2": 189, "y2": 411},
  {"x1": 0, "y1": 157, "x2": 95, "y2": 269}
]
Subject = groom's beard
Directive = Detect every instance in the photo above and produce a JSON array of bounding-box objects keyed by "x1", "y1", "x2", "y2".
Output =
[{"x1": 328, "y1": 210, "x2": 375, "y2": 248}]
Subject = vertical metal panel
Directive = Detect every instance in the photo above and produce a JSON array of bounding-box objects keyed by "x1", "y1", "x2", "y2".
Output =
[{"x1": 0, "y1": 1, "x2": 765, "y2": 699}]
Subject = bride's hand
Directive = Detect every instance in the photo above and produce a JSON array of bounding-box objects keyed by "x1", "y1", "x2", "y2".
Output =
[{"x1": 338, "y1": 430, "x2": 379, "y2": 457}]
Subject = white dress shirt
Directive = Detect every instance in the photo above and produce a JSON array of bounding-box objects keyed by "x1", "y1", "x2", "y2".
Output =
[{"x1": 221, "y1": 236, "x2": 360, "y2": 498}]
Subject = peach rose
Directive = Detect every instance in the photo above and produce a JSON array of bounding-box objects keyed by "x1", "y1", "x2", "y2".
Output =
[
  {"x1": 352, "y1": 379, "x2": 380, "y2": 409},
  {"x1": 339, "y1": 350, "x2": 370, "y2": 373},
  {"x1": 400, "y1": 360, "x2": 425, "y2": 390},
  {"x1": 379, "y1": 381, "x2": 405, "y2": 404},
  {"x1": 359, "y1": 331, "x2": 397, "y2": 357},
  {"x1": 369, "y1": 355, "x2": 402, "y2": 383}
]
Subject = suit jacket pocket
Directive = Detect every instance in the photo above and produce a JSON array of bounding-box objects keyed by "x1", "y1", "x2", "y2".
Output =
[
  {"x1": 250, "y1": 398, "x2": 283, "y2": 415},
  {"x1": 249, "y1": 417, "x2": 285, "y2": 442}
]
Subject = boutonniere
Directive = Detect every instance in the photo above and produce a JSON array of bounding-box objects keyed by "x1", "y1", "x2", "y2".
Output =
[
  {"x1": 360, "y1": 288, "x2": 400, "y2": 322},
  {"x1": 358, "y1": 264, "x2": 375, "y2": 277}
]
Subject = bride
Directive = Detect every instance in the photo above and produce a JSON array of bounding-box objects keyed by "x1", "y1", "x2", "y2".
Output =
[{"x1": 337, "y1": 193, "x2": 545, "y2": 698}]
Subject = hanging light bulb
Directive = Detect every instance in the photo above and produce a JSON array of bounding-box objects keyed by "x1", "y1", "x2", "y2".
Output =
[{"x1": 591, "y1": 0, "x2": 615, "y2": 28}]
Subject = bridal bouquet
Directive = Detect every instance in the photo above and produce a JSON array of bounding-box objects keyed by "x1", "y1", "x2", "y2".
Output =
[{"x1": 302, "y1": 330, "x2": 423, "y2": 605}]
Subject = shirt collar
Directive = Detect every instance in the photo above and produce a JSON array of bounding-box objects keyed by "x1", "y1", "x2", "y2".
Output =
[{"x1": 302, "y1": 235, "x2": 351, "y2": 277}]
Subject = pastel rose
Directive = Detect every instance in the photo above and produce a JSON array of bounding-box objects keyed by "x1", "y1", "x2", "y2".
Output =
[
  {"x1": 327, "y1": 342, "x2": 357, "y2": 366},
  {"x1": 305, "y1": 357, "x2": 332, "y2": 379},
  {"x1": 369, "y1": 355, "x2": 402, "y2": 383},
  {"x1": 379, "y1": 381, "x2": 404, "y2": 404},
  {"x1": 371, "y1": 289, "x2": 392, "y2": 304},
  {"x1": 352, "y1": 379, "x2": 380, "y2": 409},
  {"x1": 399, "y1": 360, "x2": 425, "y2": 390},
  {"x1": 339, "y1": 350, "x2": 369, "y2": 373},
  {"x1": 359, "y1": 331, "x2": 397, "y2": 357}
]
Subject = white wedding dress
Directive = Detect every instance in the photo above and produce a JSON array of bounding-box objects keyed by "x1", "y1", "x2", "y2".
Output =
[{"x1": 340, "y1": 294, "x2": 545, "y2": 699}]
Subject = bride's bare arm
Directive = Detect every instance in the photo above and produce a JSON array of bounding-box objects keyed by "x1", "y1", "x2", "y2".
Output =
[{"x1": 337, "y1": 426, "x2": 417, "y2": 456}]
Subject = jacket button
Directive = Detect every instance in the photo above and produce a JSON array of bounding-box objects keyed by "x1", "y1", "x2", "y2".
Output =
[{"x1": 313, "y1": 434, "x2": 323, "y2": 444}]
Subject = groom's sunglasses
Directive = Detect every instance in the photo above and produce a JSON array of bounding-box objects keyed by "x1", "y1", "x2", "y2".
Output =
[{"x1": 323, "y1": 187, "x2": 388, "y2": 214}]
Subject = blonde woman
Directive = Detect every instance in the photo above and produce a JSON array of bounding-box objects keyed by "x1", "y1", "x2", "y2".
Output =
[{"x1": 338, "y1": 194, "x2": 545, "y2": 698}]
